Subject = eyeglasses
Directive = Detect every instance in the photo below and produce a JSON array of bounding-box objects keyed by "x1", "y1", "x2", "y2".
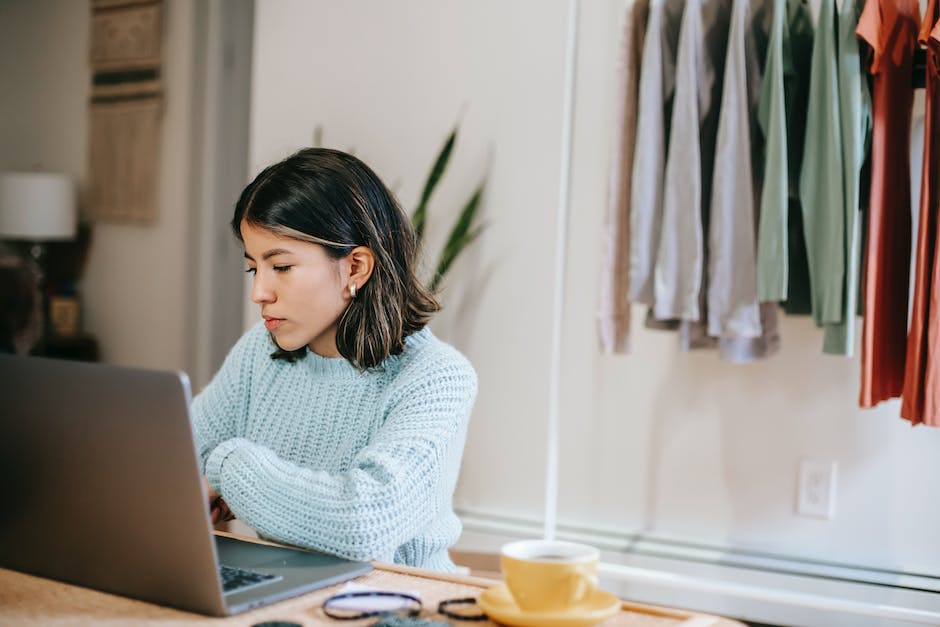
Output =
[
  {"x1": 320, "y1": 590, "x2": 487, "y2": 623},
  {"x1": 322, "y1": 590, "x2": 422, "y2": 621}
]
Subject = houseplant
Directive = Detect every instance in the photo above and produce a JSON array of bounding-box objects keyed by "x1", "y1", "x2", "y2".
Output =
[
  {"x1": 313, "y1": 125, "x2": 485, "y2": 294},
  {"x1": 412, "y1": 127, "x2": 485, "y2": 293}
]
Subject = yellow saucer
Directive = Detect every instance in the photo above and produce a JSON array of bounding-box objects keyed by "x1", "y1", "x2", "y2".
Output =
[{"x1": 477, "y1": 584, "x2": 621, "y2": 627}]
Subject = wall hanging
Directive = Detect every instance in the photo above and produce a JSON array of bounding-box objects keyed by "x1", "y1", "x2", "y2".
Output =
[{"x1": 87, "y1": 0, "x2": 163, "y2": 223}]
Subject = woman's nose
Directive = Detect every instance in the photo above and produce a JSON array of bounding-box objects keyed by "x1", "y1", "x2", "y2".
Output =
[{"x1": 251, "y1": 274, "x2": 275, "y2": 304}]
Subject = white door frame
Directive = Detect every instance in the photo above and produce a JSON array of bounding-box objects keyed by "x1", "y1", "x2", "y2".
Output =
[{"x1": 186, "y1": 0, "x2": 254, "y2": 391}]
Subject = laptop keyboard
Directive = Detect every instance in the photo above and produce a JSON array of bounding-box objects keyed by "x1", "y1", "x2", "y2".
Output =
[{"x1": 219, "y1": 564, "x2": 282, "y2": 595}]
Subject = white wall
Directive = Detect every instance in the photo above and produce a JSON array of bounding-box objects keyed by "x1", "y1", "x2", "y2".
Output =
[
  {"x1": 0, "y1": 0, "x2": 88, "y2": 185},
  {"x1": 252, "y1": 0, "x2": 940, "y2": 577}
]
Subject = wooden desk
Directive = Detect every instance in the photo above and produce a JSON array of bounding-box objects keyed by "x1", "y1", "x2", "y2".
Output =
[{"x1": 0, "y1": 534, "x2": 746, "y2": 627}]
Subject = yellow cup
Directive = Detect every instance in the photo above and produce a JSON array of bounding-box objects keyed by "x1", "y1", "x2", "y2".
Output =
[{"x1": 500, "y1": 539, "x2": 599, "y2": 613}]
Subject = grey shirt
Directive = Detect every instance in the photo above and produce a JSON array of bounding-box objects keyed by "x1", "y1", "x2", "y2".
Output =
[
  {"x1": 707, "y1": 0, "x2": 772, "y2": 340},
  {"x1": 628, "y1": 0, "x2": 686, "y2": 306},
  {"x1": 653, "y1": 0, "x2": 733, "y2": 323}
]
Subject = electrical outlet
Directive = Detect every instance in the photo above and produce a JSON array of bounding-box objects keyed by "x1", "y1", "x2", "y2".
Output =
[{"x1": 797, "y1": 459, "x2": 837, "y2": 519}]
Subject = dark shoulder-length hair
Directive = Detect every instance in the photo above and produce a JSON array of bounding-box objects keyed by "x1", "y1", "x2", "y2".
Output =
[{"x1": 231, "y1": 147, "x2": 440, "y2": 370}]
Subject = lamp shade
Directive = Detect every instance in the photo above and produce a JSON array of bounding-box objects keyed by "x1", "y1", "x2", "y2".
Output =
[{"x1": 0, "y1": 172, "x2": 77, "y2": 241}]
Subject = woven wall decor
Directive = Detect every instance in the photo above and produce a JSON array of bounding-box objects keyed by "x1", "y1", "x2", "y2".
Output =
[{"x1": 87, "y1": 0, "x2": 164, "y2": 223}]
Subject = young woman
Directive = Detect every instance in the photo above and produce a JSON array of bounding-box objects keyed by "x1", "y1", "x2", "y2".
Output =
[{"x1": 192, "y1": 148, "x2": 477, "y2": 572}]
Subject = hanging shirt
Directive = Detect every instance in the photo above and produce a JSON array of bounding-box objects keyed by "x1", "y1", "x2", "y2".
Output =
[
  {"x1": 725, "y1": 0, "x2": 785, "y2": 363},
  {"x1": 599, "y1": 0, "x2": 650, "y2": 354},
  {"x1": 783, "y1": 1, "x2": 816, "y2": 316},
  {"x1": 707, "y1": 0, "x2": 782, "y2": 363},
  {"x1": 857, "y1": 0, "x2": 920, "y2": 407},
  {"x1": 822, "y1": 0, "x2": 872, "y2": 356},
  {"x1": 756, "y1": 0, "x2": 814, "y2": 305},
  {"x1": 654, "y1": 0, "x2": 734, "y2": 324},
  {"x1": 799, "y1": 0, "x2": 848, "y2": 331},
  {"x1": 629, "y1": 0, "x2": 686, "y2": 306},
  {"x1": 902, "y1": 1, "x2": 940, "y2": 424}
]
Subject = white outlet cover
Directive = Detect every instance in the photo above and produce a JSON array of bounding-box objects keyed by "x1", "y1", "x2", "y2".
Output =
[{"x1": 797, "y1": 458, "x2": 837, "y2": 519}]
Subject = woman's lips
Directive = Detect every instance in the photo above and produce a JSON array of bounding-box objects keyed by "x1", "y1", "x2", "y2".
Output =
[{"x1": 264, "y1": 317, "x2": 285, "y2": 331}]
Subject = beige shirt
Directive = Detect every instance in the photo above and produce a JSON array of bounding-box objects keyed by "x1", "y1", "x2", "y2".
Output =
[{"x1": 599, "y1": 0, "x2": 650, "y2": 354}]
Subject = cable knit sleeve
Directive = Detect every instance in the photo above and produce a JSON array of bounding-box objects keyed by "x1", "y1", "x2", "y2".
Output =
[
  {"x1": 191, "y1": 325, "x2": 263, "y2": 477},
  {"x1": 205, "y1": 347, "x2": 477, "y2": 563}
]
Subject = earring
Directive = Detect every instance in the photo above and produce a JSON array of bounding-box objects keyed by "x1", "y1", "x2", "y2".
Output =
[{"x1": 349, "y1": 283, "x2": 357, "y2": 298}]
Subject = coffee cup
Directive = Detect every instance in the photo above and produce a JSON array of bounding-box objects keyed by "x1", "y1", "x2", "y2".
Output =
[{"x1": 500, "y1": 539, "x2": 599, "y2": 613}]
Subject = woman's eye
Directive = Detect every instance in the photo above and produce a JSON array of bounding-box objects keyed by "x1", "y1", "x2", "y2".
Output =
[
  {"x1": 244, "y1": 267, "x2": 257, "y2": 275},
  {"x1": 273, "y1": 265, "x2": 292, "y2": 273}
]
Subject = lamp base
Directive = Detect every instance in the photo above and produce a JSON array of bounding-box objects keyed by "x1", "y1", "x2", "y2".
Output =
[
  {"x1": 0, "y1": 252, "x2": 42, "y2": 355},
  {"x1": 26, "y1": 241, "x2": 50, "y2": 355}
]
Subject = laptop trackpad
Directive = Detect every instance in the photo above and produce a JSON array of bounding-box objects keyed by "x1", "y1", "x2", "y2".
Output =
[{"x1": 215, "y1": 535, "x2": 353, "y2": 570}]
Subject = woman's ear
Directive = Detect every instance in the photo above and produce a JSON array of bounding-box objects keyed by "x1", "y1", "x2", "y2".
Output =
[{"x1": 346, "y1": 246, "x2": 375, "y2": 295}]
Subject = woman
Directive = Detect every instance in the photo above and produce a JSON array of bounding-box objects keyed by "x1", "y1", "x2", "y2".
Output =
[{"x1": 192, "y1": 148, "x2": 477, "y2": 572}]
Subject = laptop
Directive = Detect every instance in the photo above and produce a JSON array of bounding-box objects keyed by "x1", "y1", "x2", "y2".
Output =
[{"x1": 0, "y1": 354, "x2": 372, "y2": 616}]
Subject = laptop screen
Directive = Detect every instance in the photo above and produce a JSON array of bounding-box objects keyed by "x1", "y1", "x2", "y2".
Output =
[{"x1": 0, "y1": 355, "x2": 370, "y2": 616}]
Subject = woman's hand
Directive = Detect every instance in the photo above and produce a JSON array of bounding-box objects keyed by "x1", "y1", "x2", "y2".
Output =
[{"x1": 202, "y1": 476, "x2": 235, "y2": 524}]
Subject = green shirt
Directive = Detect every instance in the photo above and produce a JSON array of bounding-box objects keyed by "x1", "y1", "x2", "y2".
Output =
[
  {"x1": 756, "y1": 0, "x2": 814, "y2": 304},
  {"x1": 822, "y1": 0, "x2": 871, "y2": 356},
  {"x1": 800, "y1": 0, "x2": 844, "y2": 326}
]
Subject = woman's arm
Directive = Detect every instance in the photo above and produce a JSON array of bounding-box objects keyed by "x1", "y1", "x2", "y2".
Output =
[
  {"x1": 191, "y1": 325, "x2": 262, "y2": 476},
  {"x1": 204, "y1": 357, "x2": 477, "y2": 562}
]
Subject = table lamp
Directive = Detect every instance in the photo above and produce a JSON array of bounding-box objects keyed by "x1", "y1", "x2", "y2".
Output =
[{"x1": 0, "y1": 172, "x2": 77, "y2": 349}]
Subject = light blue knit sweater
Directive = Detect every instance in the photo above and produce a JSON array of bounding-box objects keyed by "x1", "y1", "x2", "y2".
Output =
[{"x1": 191, "y1": 322, "x2": 477, "y2": 571}]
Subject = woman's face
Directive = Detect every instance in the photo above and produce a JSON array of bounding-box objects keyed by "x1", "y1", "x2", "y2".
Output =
[{"x1": 241, "y1": 221, "x2": 349, "y2": 357}]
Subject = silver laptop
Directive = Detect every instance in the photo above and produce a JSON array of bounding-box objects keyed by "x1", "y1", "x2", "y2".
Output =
[{"x1": 0, "y1": 354, "x2": 372, "y2": 616}]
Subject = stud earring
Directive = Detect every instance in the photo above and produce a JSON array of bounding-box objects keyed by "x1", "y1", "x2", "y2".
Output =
[{"x1": 349, "y1": 283, "x2": 357, "y2": 298}]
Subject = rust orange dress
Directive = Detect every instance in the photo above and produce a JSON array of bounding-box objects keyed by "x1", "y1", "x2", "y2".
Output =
[
  {"x1": 903, "y1": 3, "x2": 940, "y2": 425},
  {"x1": 926, "y1": 19, "x2": 940, "y2": 424},
  {"x1": 856, "y1": 0, "x2": 921, "y2": 408}
]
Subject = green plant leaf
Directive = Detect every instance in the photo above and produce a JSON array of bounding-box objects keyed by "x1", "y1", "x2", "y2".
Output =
[
  {"x1": 430, "y1": 183, "x2": 485, "y2": 293},
  {"x1": 412, "y1": 128, "x2": 457, "y2": 243}
]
